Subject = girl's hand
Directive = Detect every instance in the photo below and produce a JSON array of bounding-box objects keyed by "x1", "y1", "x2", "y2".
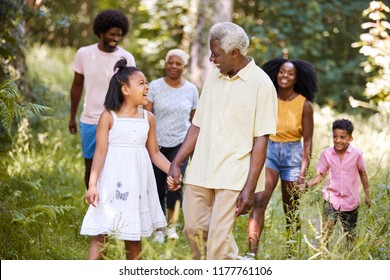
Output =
[
  {"x1": 85, "y1": 186, "x2": 99, "y2": 207},
  {"x1": 166, "y1": 175, "x2": 182, "y2": 192}
]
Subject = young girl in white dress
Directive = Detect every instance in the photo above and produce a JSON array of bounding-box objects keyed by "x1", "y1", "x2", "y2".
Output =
[{"x1": 80, "y1": 58, "x2": 172, "y2": 260}]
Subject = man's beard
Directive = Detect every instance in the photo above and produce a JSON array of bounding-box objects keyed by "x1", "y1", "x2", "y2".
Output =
[{"x1": 102, "y1": 39, "x2": 117, "y2": 52}]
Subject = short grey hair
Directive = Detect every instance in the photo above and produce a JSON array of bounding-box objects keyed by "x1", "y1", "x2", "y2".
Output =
[
  {"x1": 165, "y1": 49, "x2": 189, "y2": 65},
  {"x1": 209, "y1": 22, "x2": 249, "y2": 55}
]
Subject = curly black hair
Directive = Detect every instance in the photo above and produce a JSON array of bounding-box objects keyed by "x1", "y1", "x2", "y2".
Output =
[
  {"x1": 332, "y1": 119, "x2": 354, "y2": 135},
  {"x1": 262, "y1": 57, "x2": 318, "y2": 102},
  {"x1": 93, "y1": 9, "x2": 130, "y2": 38}
]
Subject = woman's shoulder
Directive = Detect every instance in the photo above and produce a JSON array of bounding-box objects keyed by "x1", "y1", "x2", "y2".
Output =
[
  {"x1": 184, "y1": 79, "x2": 198, "y2": 88},
  {"x1": 149, "y1": 77, "x2": 164, "y2": 86}
]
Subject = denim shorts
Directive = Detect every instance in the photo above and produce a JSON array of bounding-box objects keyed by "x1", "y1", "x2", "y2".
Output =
[
  {"x1": 80, "y1": 122, "x2": 97, "y2": 159},
  {"x1": 266, "y1": 139, "x2": 302, "y2": 181}
]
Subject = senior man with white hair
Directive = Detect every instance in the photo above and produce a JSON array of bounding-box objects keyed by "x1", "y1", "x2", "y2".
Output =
[
  {"x1": 145, "y1": 48, "x2": 199, "y2": 244},
  {"x1": 168, "y1": 22, "x2": 278, "y2": 259}
]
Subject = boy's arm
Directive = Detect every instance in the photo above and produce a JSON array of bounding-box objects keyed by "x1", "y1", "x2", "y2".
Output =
[
  {"x1": 306, "y1": 170, "x2": 326, "y2": 189},
  {"x1": 359, "y1": 169, "x2": 371, "y2": 207}
]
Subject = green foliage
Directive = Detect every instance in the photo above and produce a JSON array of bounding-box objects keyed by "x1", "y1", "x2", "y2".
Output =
[
  {"x1": 234, "y1": 0, "x2": 368, "y2": 110},
  {"x1": 0, "y1": 0, "x2": 383, "y2": 110},
  {"x1": 95, "y1": 0, "x2": 191, "y2": 80},
  {"x1": 0, "y1": 80, "x2": 49, "y2": 135},
  {"x1": 0, "y1": 112, "x2": 81, "y2": 260},
  {"x1": 130, "y1": 0, "x2": 191, "y2": 80},
  {"x1": 0, "y1": 79, "x2": 51, "y2": 152},
  {"x1": 24, "y1": 0, "x2": 100, "y2": 48},
  {"x1": 352, "y1": 1, "x2": 390, "y2": 103},
  {"x1": 0, "y1": 0, "x2": 25, "y2": 82}
]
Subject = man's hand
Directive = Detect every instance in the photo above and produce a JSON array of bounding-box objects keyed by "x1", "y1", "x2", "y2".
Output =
[
  {"x1": 69, "y1": 119, "x2": 78, "y2": 134},
  {"x1": 235, "y1": 186, "x2": 254, "y2": 217},
  {"x1": 166, "y1": 175, "x2": 182, "y2": 192},
  {"x1": 167, "y1": 164, "x2": 182, "y2": 192}
]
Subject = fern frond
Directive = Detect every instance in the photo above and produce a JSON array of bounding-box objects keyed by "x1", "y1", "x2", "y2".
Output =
[
  {"x1": 0, "y1": 79, "x2": 51, "y2": 136},
  {"x1": 33, "y1": 204, "x2": 74, "y2": 220},
  {"x1": 0, "y1": 99, "x2": 12, "y2": 135},
  {"x1": 21, "y1": 101, "x2": 51, "y2": 118},
  {"x1": 0, "y1": 80, "x2": 22, "y2": 101},
  {"x1": 10, "y1": 204, "x2": 75, "y2": 224}
]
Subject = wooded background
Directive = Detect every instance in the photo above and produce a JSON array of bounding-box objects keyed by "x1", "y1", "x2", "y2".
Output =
[
  {"x1": 0, "y1": 0, "x2": 389, "y2": 261},
  {"x1": 1, "y1": 0, "x2": 388, "y2": 111}
]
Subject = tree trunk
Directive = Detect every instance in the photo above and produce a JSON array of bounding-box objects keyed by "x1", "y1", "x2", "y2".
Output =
[{"x1": 187, "y1": 0, "x2": 232, "y2": 90}]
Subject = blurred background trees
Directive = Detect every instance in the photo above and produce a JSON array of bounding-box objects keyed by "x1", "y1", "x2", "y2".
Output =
[
  {"x1": 1, "y1": 0, "x2": 389, "y2": 261},
  {"x1": 1, "y1": 0, "x2": 389, "y2": 110}
]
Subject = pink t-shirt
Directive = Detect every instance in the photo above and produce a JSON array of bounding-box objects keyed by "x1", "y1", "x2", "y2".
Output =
[
  {"x1": 73, "y1": 43, "x2": 136, "y2": 124},
  {"x1": 316, "y1": 145, "x2": 366, "y2": 211}
]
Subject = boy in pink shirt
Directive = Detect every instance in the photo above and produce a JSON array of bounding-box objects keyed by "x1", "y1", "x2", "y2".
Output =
[{"x1": 305, "y1": 119, "x2": 371, "y2": 244}]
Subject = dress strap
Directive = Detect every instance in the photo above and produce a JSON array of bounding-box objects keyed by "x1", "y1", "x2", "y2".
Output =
[
  {"x1": 110, "y1": 110, "x2": 117, "y2": 119},
  {"x1": 143, "y1": 109, "x2": 148, "y2": 120},
  {"x1": 110, "y1": 110, "x2": 118, "y2": 126}
]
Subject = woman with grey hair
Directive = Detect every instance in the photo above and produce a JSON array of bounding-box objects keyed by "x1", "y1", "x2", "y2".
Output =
[{"x1": 145, "y1": 49, "x2": 199, "y2": 244}]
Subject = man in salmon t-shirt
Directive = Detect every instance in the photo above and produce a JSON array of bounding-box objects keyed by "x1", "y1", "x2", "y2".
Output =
[{"x1": 68, "y1": 9, "x2": 136, "y2": 190}]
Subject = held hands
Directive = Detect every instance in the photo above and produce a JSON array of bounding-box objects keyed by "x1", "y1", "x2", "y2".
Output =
[
  {"x1": 85, "y1": 186, "x2": 99, "y2": 207},
  {"x1": 167, "y1": 163, "x2": 183, "y2": 192},
  {"x1": 294, "y1": 176, "x2": 309, "y2": 195},
  {"x1": 166, "y1": 175, "x2": 182, "y2": 192}
]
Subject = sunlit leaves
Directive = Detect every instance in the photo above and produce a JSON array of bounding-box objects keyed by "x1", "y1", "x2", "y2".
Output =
[{"x1": 352, "y1": 1, "x2": 390, "y2": 102}]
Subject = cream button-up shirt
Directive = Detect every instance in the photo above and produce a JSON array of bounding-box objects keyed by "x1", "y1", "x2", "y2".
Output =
[{"x1": 184, "y1": 59, "x2": 278, "y2": 192}]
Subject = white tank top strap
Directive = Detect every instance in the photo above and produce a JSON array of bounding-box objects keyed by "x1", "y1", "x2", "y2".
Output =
[
  {"x1": 110, "y1": 110, "x2": 118, "y2": 120},
  {"x1": 109, "y1": 110, "x2": 118, "y2": 130},
  {"x1": 143, "y1": 109, "x2": 148, "y2": 121}
]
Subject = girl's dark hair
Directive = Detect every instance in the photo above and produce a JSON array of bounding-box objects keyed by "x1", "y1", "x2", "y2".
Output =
[
  {"x1": 93, "y1": 9, "x2": 130, "y2": 37},
  {"x1": 104, "y1": 58, "x2": 141, "y2": 111},
  {"x1": 262, "y1": 57, "x2": 318, "y2": 102},
  {"x1": 332, "y1": 119, "x2": 354, "y2": 135}
]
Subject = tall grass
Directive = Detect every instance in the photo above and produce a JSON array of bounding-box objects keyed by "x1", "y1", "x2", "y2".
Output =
[{"x1": 0, "y1": 45, "x2": 388, "y2": 260}]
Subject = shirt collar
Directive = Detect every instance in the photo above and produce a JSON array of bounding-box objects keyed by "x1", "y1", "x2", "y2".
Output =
[
  {"x1": 218, "y1": 57, "x2": 255, "y2": 82},
  {"x1": 332, "y1": 144, "x2": 352, "y2": 155}
]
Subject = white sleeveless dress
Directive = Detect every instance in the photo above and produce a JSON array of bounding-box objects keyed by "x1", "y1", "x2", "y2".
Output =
[{"x1": 80, "y1": 109, "x2": 167, "y2": 240}]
